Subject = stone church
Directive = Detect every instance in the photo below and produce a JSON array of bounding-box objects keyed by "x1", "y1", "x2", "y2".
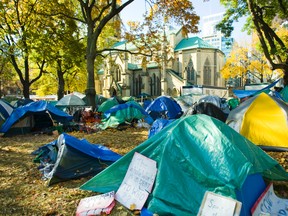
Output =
[{"x1": 97, "y1": 28, "x2": 227, "y2": 99}]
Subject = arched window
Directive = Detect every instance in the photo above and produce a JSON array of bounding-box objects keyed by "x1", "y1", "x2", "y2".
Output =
[
  {"x1": 186, "y1": 58, "x2": 195, "y2": 82},
  {"x1": 136, "y1": 75, "x2": 142, "y2": 96},
  {"x1": 203, "y1": 58, "x2": 211, "y2": 85},
  {"x1": 115, "y1": 65, "x2": 121, "y2": 82},
  {"x1": 150, "y1": 73, "x2": 157, "y2": 96},
  {"x1": 156, "y1": 76, "x2": 161, "y2": 95}
]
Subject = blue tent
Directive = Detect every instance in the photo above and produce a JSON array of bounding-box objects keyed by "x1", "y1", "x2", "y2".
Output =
[
  {"x1": 0, "y1": 100, "x2": 73, "y2": 136},
  {"x1": 32, "y1": 133, "x2": 122, "y2": 186},
  {"x1": 145, "y1": 96, "x2": 183, "y2": 120}
]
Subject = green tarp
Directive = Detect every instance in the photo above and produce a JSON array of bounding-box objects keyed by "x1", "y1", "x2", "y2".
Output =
[
  {"x1": 80, "y1": 114, "x2": 288, "y2": 215},
  {"x1": 280, "y1": 85, "x2": 288, "y2": 102}
]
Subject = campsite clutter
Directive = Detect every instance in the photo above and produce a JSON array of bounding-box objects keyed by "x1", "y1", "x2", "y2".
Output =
[{"x1": 1, "y1": 83, "x2": 288, "y2": 215}]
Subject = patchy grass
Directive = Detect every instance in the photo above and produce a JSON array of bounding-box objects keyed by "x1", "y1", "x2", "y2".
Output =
[{"x1": 0, "y1": 127, "x2": 287, "y2": 215}]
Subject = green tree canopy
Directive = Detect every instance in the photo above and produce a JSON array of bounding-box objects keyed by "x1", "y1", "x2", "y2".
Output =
[{"x1": 217, "y1": 0, "x2": 288, "y2": 85}]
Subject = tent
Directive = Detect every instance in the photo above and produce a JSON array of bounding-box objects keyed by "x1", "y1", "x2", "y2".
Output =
[
  {"x1": 99, "y1": 101, "x2": 151, "y2": 129},
  {"x1": 80, "y1": 114, "x2": 288, "y2": 215},
  {"x1": 97, "y1": 97, "x2": 119, "y2": 113},
  {"x1": 198, "y1": 95, "x2": 230, "y2": 114},
  {"x1": 226, "y1": 92, "x2": 288, "y2": 151},
  {"x1": 174, "y1": 94, "x2": 194, "y2": 113},
  {"x1": 145, "y1": 95, "x2": 183, "y2": 120},
  {"x1": 32, "y1": 133, "x2": 122, "y2": 186},
  {"x1": 11, "y1": 98, "x2": 34, "y2": 107},
  {"x1": 0, "y1": 100, "x2": 73, "y2": 136},
  {"x1": 280, "y1": 85, "x2": 288, "y2": 102},
  {"x1": 184, "y1": 102, "x2": 228, "y2": 122},
  {"x1": 0, "y1": 99, "x2": 14, "y2": 125}
]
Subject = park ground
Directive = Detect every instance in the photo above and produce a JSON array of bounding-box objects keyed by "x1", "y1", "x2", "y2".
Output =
[{"x1": 0, "y1": 127, "x2": 287, "y2": 215}]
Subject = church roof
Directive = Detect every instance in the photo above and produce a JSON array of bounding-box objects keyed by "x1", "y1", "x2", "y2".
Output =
[{"x1": 174, "y1": 36, "x2": 215, "y2": 51}]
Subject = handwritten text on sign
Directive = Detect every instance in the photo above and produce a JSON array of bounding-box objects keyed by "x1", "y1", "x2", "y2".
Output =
[
  {"x1": 115, "y1": 152, "x2": 157, "y2": 210},
  {"x1": 198, "y1": 191, "x2": 242, "y2": 216}
]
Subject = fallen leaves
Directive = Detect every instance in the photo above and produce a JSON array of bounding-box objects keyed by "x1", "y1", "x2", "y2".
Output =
[{"x1": 0, "y1": 127, "x2": 287, "y2": 215}]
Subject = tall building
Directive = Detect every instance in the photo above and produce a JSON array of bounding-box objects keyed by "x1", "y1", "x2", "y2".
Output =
[{"x1": 201, "y1": 12, "x2": 234, "y2": 58}]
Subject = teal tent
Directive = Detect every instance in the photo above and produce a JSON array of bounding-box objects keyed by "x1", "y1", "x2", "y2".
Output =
[
  {"x1": 80, "y1": 114, "x2": 288, "y2": 215},
  {"x1": 99, "y1": 101, "x2": 149, "y2": 129},
  {"x1": 280, "y1": 85, "x2": 288, "y2": 102},
  {"x1": 97, "y1": 97, "x2": 119, "y2": 113}
]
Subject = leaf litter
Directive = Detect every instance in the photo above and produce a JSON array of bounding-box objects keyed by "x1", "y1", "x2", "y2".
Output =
[{"x1": 0, "y1": 127, "x2": 287, "y2": 215}]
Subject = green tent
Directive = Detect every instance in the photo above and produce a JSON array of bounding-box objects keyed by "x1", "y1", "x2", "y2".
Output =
[
  {"x1": 280, "y1": 85, "x2": 288, "y2": 102},
  {"x1": 99, "y1": 101, "x2": 148, "y2": 129},
  {"x1": 97, "y1": 97, "x2": 119, "y2": 113},
  {"x1": 80, "y1": 114, "x2": 288, "y2": 215}
]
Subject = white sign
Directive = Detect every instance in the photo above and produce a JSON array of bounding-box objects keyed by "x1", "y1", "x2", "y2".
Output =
[
  {"x1": 252, "y1": 183, "x2": 288, "y2": 216},
  {"x1": 198, "y1": 191, "x2": 242, "y2": 216},
  {"x1": 115, "y1": 152, "x2": 157, "y2": 210},
  {"x1": 76, "y1": 191, "x2": 115, "y2": 216}
]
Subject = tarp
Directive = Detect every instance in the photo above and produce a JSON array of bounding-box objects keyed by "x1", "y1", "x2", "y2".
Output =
[
  {"x1": 145, "y1": 96, "x2": 183, "y2": 120},
  {"x1": 280, "y1": 85, "x2": 288, "y2": 102},
  {"x1": 97, "y1": 97, "x2": 119, "y2": 113},
  {"x1": 80, "y1": 114, "x2": 288, "y2": 215},
  {"x1": 99, "y1": 101, "x2": 151, "y2": 129},
  {"x1": 226, "y1": 92, "x2": 288, "y2": 151},
  {"x1": 32, "y1": 133, "x2": 121, "y2": 186},
  {"x1": 148, "y1": 118, "x2": 174, "y2": 138},
  {"x1": 0, "y1": 100, "x2": 73, "y2": 135},
  {"x1": 233, "y1": 79, "x2": 280, "y2": 99},
  {"x1": 190, "y1": 102, "x2": 228, "y2": 122},
  {"x1": 198, "y1": 95, "x2": 230, "y2": 114}
]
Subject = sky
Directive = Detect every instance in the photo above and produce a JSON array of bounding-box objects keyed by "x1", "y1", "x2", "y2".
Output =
[{"x1": 121, "y1": 0, "x2": 252, "y2": 46}]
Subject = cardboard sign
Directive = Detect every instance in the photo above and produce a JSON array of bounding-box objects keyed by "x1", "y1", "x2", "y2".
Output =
[
  {"x1": 251, "y1": 183, "x2": 288, "y2": 216},
  {"x1": 76, "y1": 191, "x2": 115, "y2": 216},
  {"x1": 198, "y1": 191, "x2": 242, "y2": 216},
  {"x1": 115, "y1": 152, "x2": 157, "y2": 210}
]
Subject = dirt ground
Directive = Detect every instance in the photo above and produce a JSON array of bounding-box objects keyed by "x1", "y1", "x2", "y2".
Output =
[{"x1": 0, "y1": 127, "x2": 287, "y2": 216}]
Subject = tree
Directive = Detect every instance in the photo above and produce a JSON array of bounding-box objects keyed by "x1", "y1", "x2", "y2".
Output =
[
  {"x1": 52, "y1": 0, "x2": 200, "y2": 109},
  {"x1": 221, "y1": 41, "x2": 275, "y2": 86},
  {"x1": 217, "y1": 0, "x2": 288, "y2": 86},
  {"x1": 35, "y1": 5, "x2": 86, "y2": 100},
  {"x1": 0, "y1": 55, "x2": 16, "y2": 97},
  {"x1": 0, "y1": 0, "x2": 51, "y2": 98}
]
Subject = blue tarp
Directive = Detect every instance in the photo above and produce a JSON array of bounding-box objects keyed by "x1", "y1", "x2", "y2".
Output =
[
  {"x1": 148, "y1": 118, "x2": 174, "y2": 138},
  {"x1": 233, "y1": 79, "x2": 280, "y2": 99},
  {"x1": 0, "y1": 100, "x2": 73, "y2": 134},
  {"x1": 145, "y1": 96, "x2": 183, "y2": 120},
  {"x1": 33, "y1": 133, "x2": 122, "y2": 186}
]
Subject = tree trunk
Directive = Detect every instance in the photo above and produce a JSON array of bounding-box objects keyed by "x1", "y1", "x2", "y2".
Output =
[
  {"x1": 56, "y1": 59, "x2": 65, "y2": 100},
  {"x1": 22, "y1": 81, "x2": 30, "y2": 99},
  {"x1": 85, "y1": 23, "x2": 97, "y2": 110},
  {"x1": 85, "y1": 53, "x2": 96, "y2": 109}
]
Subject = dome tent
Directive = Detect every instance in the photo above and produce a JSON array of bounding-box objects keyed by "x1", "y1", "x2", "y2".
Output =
[
  {"x1": 80, "y1": 114, "x2": 288, "y2": 215},
  {"x1": 226, "y1": 92, "x2": 288, "y2": 151}
]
